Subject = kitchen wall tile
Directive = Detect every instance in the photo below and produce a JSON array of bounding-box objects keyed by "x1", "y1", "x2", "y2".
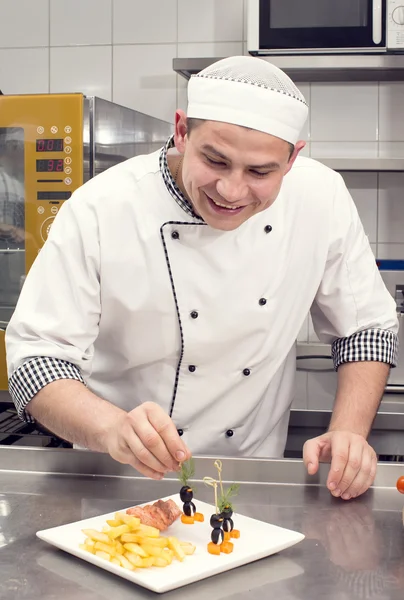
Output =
[
  {"x1": 297, "y1": 316, "x2": 309, "y2": 342},
  {"x1": 308, "y1": 314, "x2": 320, "y2": 343},
  {"x1": 379, "y1": 142, "x2": 404, "y2": 158},
  {"x1": 340, "y1": 172, "x2": 378, "y2": 243},
  {"x1": 377, "y1": 244, "x2": 404, "y2": 259},
  {"x1": 243, "y1": 0, "x2": 248, "y2": 42},
  {"x1": 379, "y1": 83, "x2": 404, "y2": 142},
  {"x1": 310, "y1": 83, "x2": 379, "y2": 142},
  {"x1": 307, "y1": 371, "x2": 337, "y2": 410},
  {"x1": 50, "y1": 46, "x2": 112, "y2": 100},
  {"x1": 293, "y1": 371, "x2": 308, "y2": 409},
  {"x1": 378, "y1": 173, "x2": 404, "y2": 244},
  {"x1": 113, "y1": 0, "x2": 176, "y2": 44},
  {"x1": 50, "y1": 0, "x2": 112, "y2": 46},
  {"x1": 311, "y1": 142, "x2": 378, "y2": 159},
  {"x1": 176, "y1": 42, "x2": 244, "y2": 112},
  {"x1": 113, "y1": 44, "x2": 176, "y2": 123},
  {"x1": 297, "y1": 83, "x2": 310, "y2": 142},
  {"x1": 370, "y1": 243, "x2": 377, "y2": 257},
  {"x1": 178, "y1": 0, "x2": 244, "y2": 43},
  {"x1": 300, "y1": 143, "x2": 310, "y2": 157},
  {"x1": 0, "y1": 48, "x2": 49, "y2": 94},
  {"x1": 0, "y1": 0, "x2": 49, "y2": 48}
]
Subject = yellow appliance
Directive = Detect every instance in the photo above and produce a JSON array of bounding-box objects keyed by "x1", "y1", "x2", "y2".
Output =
[{"x1": 0, "y1": 93, "x2": 173, "y2": 392}]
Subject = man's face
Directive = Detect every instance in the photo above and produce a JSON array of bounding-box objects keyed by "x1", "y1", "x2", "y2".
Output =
[{"x1": 176, "y1": 117, "x2": 304, "y2": 231}]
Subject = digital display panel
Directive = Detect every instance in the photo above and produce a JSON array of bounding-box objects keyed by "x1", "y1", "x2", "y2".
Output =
[
  {"x1": 36, "y1": 139, "x2": 64, "y2": 152},
  {"x1": 37, "y1": 191, "x2": 72, "y2": 201},
  {"x1": 36, "y1": 159, "x2": 64, "y2": 172}
]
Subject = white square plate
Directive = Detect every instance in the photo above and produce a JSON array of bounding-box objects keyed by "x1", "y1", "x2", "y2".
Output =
[{"x1": 36, "y1": 495, "x2": 304, "y2": 594}]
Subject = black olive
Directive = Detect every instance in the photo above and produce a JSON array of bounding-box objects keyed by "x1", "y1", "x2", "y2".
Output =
[
  {"x1": 211, "y1": 528, "x2": 224, "y2": 545},
  {"x1": 210, "y1": 513, "x2": 224, "y2": 528},
  {"x1": 180, "y1": 485, "x2": 193, "y2": 503}
]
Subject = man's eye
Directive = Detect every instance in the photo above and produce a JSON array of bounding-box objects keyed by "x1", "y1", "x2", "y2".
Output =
[
  {"x1": 206, "y1": 156, "x2": 226, "y2": 167},
  {"x1": 251, "y1": 170, "x2": 270, "y2": 177}
]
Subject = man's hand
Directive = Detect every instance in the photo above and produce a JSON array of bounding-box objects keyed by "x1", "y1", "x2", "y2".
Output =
[
  {"x1": 104, "y1": 402, "x2": 192, "y2": 480},
  {"x1": 303, "y1": 431, "x2": 377, "y2": 500}
]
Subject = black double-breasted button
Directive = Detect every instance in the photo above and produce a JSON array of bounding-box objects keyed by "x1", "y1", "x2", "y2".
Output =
[
  {"x1": 259, "y1": 298, "x2": 267, "y2": 306},
  {"x1": 226, "y1": 429, "x2": 234, "y2": 438},
  {"x1": 171, "y1": 231, "x2": 179, "y2": 240},
  {"x1": 177, "y1": 429, "x2": 184, "y2": 437},
  {"x1": 243, "y1": 368, "x2": 251, "y2": 376},
  {"x1": 190, "y1": 310, "x2": 199, "y2": 319},
  {"x1": 264, "y1": 225, "x2": 272, "y2": 234},
  {"x1": 188, "y1": 365, "x2": 196, "y2": 373}
]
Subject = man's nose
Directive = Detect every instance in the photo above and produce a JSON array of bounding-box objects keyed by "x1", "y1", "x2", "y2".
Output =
[{"x1": 216, "y1": 171, "x2": 248, "y2": 203}]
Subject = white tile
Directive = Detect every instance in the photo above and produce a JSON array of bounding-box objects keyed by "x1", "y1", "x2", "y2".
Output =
[
  {"x1": 50, "y1": 0, "x2": 112, "y2": 46},
  {"x1": 308, "y1": 314, "x2": 320, "y2": 343},
  {"x1": 0, "y1": 48, "x2": 49, "y2": 94},
  {"x1": 307, "y1": 372, "x2": 337, "y2": 410},
  {"x1": 379, "y1": 83, "x2": 404, "y2": 142},
  {"x1": 177, "y1": 42, "x2": 244, "y2": 58},
  {"x1": 243, "y1": 0, "x2": 248, "y2": 41},
  {"x1": 113, "y1": 0, "x2": 176, "y2": 44},
  {"x1": 297, "y1": 316, "x2": 309, "y2": 342},
  {"x1": 0, "y1": 0, "x2": 49, "y2": 48},
  {"x1": 311, "y1": 142, "x2": 378, "y2": 158},
  {"x1": 310, "y1": 83, "x2": 379, "y2": 142},
  {"x1": 339, "y1": 173, "x2": 378, "y2": 243},
  {"x1": 379, "y1": 142, "x2": 404, "y2": 158},
  {"x1": 293, "y1": 371, "x2": 308, "y2": 409},
  {"x1": 377, "y1": 244, "x2": 404, "y2": 259},
  {"x1": 178, "y1": 0, "x2": 244, "y2": 43},
  {"x1": 296, "y1": 83, "x2": 310, "y2": 141},
  {"x1": 370, "y1": 243, "x2": 377, "y2": 257},
  {"x1": 378, "y1": 173, "x2": 404, "y2": 244},
  {"x1": 113, "y1": 44, "x2": 176, "y2": 123},
  {"x1": 50, "y1": 46, "x2": 112, "y2": 100},
  {"x1": 299, "y1": 143, "x2": 310, "y2": 157}
]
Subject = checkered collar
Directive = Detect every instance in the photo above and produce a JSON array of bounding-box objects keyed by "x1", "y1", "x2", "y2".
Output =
[{"x1": 159, "y1": 135, "x2": 203, "y2": 220}]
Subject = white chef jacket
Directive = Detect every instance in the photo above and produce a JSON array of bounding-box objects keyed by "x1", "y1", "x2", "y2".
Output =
[{"x1": 5, "y1": 140, "x2": 399, "y2": 457}]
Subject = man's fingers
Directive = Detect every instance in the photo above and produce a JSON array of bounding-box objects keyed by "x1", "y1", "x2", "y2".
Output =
[
  {"x1": 146, "y1": 403, "x2": 191, "y2": 464},
  {"x1": 329, "y1": 436, "x2": 363, "y2": 497},
  {"x1": 303, "y1": 438, "x2": 322, "y2": 475},
  {"x1": 109, "y1": 441, "x2": 165, "y2": 480},
  {"x1": 124, "y1": 426, "x2": 173, "y2": 474}
]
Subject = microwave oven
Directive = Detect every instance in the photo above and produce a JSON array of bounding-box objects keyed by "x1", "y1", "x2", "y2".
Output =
[
  {"x1": 247, "y1": 0, "x2": 404, "y2": 55},
  {"x1": 0, "y1": 93, "x2": 173, "y2": 392}
]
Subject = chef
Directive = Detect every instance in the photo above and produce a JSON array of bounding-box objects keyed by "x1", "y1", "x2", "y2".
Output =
[{"x1": 6, "y1": 56, "x2": 398, "y2": 501}]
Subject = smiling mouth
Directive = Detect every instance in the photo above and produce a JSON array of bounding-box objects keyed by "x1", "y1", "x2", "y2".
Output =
[{"x1": 207, "y1": 195, "x2": 245, "y2": 211}]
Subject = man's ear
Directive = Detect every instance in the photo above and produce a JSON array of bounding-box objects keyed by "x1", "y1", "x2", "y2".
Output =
[
  {"x1": 173, "y1": 110, "x2": 188, "y2": 153},
  {"x1": 284, "y1": 140, "x2": 306, "y2": 175}
]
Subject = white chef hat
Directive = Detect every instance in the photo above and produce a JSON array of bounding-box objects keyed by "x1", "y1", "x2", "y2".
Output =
[{"x1": 187, "y1": 56, "x2": 308, "y2": 145}]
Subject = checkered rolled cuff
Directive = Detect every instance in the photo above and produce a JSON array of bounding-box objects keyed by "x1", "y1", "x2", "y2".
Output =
[
  {"x1": 9, "y1": 357, "x2": 85, "y2": 422},
  {"x1": 332, "y1": 329, "x2": 398, "y2": 371}
]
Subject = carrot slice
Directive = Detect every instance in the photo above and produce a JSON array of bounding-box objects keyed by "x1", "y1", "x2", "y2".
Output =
[
  {"x1": 181, "y1": 514, "x2": 195, "y2": 525},
  {"x1": 194, "y1": 512, "x2": 204, "y2": 522},
  {"x1": 207, "y1": 542, "x2": 221, "y2": 555},
  {"x1": 220, "y1": 541, "x2": 234, "y2": 554},
  {"x1": 230, "y1": 529, "x2": 240, "y2": 539}
]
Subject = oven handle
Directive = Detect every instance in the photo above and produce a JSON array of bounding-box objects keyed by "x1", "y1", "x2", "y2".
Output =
[{"x1": 373, "y1": 0, "x2": 382, "y2": 44}]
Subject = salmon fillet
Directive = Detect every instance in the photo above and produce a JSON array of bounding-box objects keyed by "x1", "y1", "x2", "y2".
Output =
[{"x1": 126, "y1": 499, "x2": 181, "y2": 531}]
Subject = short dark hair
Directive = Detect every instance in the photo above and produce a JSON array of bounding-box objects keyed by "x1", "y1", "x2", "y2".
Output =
[{"x1": 186, "y1": 117, "x2": 295, "y2": 160}]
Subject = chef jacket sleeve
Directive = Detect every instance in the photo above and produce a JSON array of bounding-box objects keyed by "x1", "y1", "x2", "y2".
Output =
[
  {"x1": 5, "y1": 191, "x2": 100, "y2": 421},
  {"x1": 310, "y1": 172, "x2": 399, "y2": 371}
]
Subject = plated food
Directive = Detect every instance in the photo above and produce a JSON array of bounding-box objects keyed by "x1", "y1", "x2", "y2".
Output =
[{"x1": 80, "y1": 501, "x2": 195, "y2": 571}]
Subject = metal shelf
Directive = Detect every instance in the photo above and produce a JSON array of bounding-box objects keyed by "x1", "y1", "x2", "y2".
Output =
[
  {"x1": 173, "y1": 54, "x2": 404, "y2": 81},
  {"x1": 316, "y1": 158, "x2": 404, "y2": 171}
]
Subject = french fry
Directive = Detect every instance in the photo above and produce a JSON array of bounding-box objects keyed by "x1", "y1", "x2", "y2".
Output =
[
  {"x1": 117, "y1": 554, "x2": 135, "y2": 570},
  {"x1": 111, "y1": 557, "x2": 121, "y2": 566},
  {"x1": 123, "y1": 543, "x2": 149, "y2": 558},
  {"x1": 84, "y1": 538, "x2": 95, "y2": 547},
  {"x1": 139, "y1": 557, "x2": 155, "y2": 568},
  {"x1": 115, "y1": 540, "x2": 124, "y2": 555},
  {"x1": 120, "y1": 533, "x2": 141, "y2": 543},
  {"x1": 168, "y1": 537, "x2": 186, "y2": 562},
  {"x1": 179, "y1": 542, "x2": 196, "y2": 555},
  {"x1": 124, "y1": 551, "x2": 143, "y2": 568},
  {"x1": 94, "y1": 541, "x2": 116, "y2": 557},
  {"x1": 107, "y1": 524, "x2": 130, "y2": 539},
  {"x1": 115, "y1": 513, "x2": 141, "y2": 528},
  {"x1": 107, "y1": 519, "x2": 122, "y2": 527},
  {"x1": 137, "y1": 524, "x2": 160, "y2": 538},
  {"x1": 141, "y1": 545, "x2": 164, "y2": 558},
  {"x1": 82, "y1": 529, "x2": 110, "y2": 544},
  {"x1": 138, "y1": 536, "x2": 168, "y2": 548},
  {"x1": 95, "y1": 550, "x2": 111, "y2": 561},
  {"x1": 153, "y1": 556, "x2": 169, "y2": 567},
  {"x1": 162, "y1": 548, "x2": 173, "y2": 564}
]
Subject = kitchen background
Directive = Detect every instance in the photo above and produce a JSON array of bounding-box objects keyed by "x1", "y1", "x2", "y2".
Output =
[{"x1": 1, "y1": 0, "x2": 403, "y2": 417}]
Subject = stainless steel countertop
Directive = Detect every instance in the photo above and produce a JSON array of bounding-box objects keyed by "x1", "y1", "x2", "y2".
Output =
[{"x1": 1, "y1": 447, "x2": 404, "y2": 599}]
